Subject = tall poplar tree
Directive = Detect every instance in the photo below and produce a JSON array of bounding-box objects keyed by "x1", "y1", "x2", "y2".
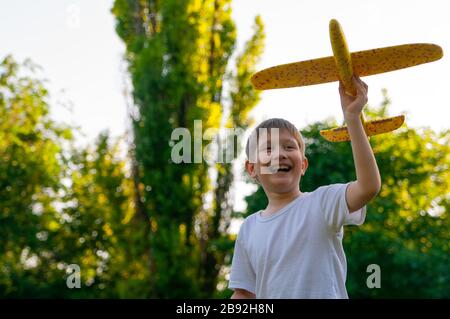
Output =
[{"x1": 112, "y1": 0, "x2": 265, "y2": 297}]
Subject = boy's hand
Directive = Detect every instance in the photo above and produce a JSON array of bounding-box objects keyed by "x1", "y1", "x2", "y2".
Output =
[
  {"x1": 339, "y1": 75, "x2": 368, "y2": 120},
  {"x1": 340, "y1": 75, "x2": 381, "y2": 213}
]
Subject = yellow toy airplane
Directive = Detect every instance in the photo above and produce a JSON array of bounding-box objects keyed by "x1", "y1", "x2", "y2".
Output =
[{"x1": 251, "y1": 19, "x2": 443, "y2": 142}]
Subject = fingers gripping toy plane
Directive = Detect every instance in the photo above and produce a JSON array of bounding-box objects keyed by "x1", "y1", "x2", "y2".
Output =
[{"x1": 251, "y1": 19, "x2": 443, "y2": 142}]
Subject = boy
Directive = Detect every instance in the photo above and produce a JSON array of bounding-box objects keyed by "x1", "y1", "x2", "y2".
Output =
[{"x1": 229, "y1": 76, "x2": 381, "y2": 299}]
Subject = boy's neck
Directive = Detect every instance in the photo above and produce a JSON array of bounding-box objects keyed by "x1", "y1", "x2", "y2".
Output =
[{"x1": 262, "y1": 188, "x2": 302, "y2": 217}]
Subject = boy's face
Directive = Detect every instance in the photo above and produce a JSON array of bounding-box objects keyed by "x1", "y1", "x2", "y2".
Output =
[{"x1": 245, "y1": 128, "x2": 308, "y2": 194}]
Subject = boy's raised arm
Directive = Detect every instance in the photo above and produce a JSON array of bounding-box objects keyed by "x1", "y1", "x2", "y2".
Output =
[{"x1": 339, "y1": 76, "x2": 382, "y2": 213}]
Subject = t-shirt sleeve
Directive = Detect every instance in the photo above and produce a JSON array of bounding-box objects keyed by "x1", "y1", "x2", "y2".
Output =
[
  {"x1": 228, "y1": 227, "x2": 256, "y2": 294},
  {"x1": 319, "y1": 183, "x2": 366, "y2": 232}
]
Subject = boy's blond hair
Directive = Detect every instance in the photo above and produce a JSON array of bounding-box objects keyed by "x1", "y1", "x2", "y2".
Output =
[{"x1": 245, "y1": 118, "x2": 305, "y2": 159}]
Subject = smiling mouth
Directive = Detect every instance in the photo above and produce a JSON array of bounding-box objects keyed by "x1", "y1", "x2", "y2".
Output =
[{"x1": 268, "y1": 165, "x2": 292, "y2": 173}]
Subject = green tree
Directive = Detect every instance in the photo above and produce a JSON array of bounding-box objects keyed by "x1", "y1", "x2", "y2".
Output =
[
  {"x1": 112, "y1": 0, "x2": 264, "y2": 297},
  {"x1": 0, "y1": 56, "x2": 136, "y2": 298},
  {"x1": 242, "y1": 91, "x2": 449, "y2": 298},
  {"x1": 53, "y1": 133, "x2": 141, "y2": 298},
  {"x1": 0, "y1": 55, "x2": 72, "y2": 296}
]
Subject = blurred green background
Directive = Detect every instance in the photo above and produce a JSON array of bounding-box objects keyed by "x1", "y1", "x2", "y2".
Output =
[{"x1": 1, "y1": 0, "x2": 448, "y2": 298}]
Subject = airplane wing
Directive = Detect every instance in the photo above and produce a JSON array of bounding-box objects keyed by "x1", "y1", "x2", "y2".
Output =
[
  {"x1": 250, "y1": 56, "x2": 338, "y2": 90},
  {"x1": 319, "y1": 115, "x2": 405, "y2": 142},
  {"x1": 352, "y1": 43, "x2": 443, "y2": 76},
  {"x1": 251, "y1": 43, "x2": 443, "y2": 90}
]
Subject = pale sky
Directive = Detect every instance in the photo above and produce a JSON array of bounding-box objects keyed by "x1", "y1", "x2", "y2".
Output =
[
  {"x1": 1, "y1": 0, "x2": 449, "y2": 217},
  {"x1": 1, "y1": 0, "x2": 127, "y2": 144}
]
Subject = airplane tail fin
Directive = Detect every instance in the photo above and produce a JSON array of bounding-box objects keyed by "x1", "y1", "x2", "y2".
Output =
[{"x1": 319, "y1": 115, "x2": 405, "y2": 142}]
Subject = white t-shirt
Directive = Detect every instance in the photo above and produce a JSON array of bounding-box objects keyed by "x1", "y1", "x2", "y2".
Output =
[{"x1": 228, "y1": 183, "x2": 366, "y2": 299}]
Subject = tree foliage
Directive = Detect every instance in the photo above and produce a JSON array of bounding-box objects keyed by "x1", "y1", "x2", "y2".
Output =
[
  {"x1": 112, "y1": 0, "x2": 264, "y2": 297},
  {"x1": 0, "y1": 56, "x2": 138, "y2": 297},
  {"x1": 0, "y1": 55, "x2": 71, "y2": 296}
]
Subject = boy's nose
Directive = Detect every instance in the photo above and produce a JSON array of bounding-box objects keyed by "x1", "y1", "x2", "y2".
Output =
[
  {"x1": 270, "y1": 147, "x2": 287, "y2": 160},
  {"x1": 279, "y1": 145, "x2": 289, "y2": 156}
]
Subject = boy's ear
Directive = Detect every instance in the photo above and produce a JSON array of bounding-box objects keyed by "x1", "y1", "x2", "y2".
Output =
[
  {"x1": 245, "y1": 160, "x2": 257, "y2": 178},
  {"x1": 301, "y1": 157, "x2": 309, "y2": 176}
]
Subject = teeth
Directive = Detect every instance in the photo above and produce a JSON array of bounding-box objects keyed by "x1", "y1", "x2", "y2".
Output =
[
  {"x1": 268, "y1": 166, "x2": 278, "y2": 173},
  {"x1": 268, "y1": 165, "x2": 290, "y2": 172}
]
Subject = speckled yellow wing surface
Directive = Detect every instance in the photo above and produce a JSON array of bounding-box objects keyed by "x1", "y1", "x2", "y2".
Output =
[
  {"x1": 251, "y1": 44, "x2": 443, "y2": 90},
  {"x1": 250, "y1": 56, "x2": 338, "y2": 90},
  {"x1": 320, "y1": 115, "x2": 405, "y2": 142},
  {"x1": 352, "y1": 44, "x2": 443, "y2": 77}
]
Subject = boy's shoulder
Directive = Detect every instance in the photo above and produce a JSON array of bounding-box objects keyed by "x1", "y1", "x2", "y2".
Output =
[
  {"x1": 236, "y1": 210, "x2": 262, "y2": 239},
  {"x1": 240, "y1": 210, "x2": 259, "y2": 227},
  {"x1": 310, "y1": 183, "x2": 349, "y2": 198},
  {"x1": 313, "y1": 182, "x2": 347, "y2": 192}
]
